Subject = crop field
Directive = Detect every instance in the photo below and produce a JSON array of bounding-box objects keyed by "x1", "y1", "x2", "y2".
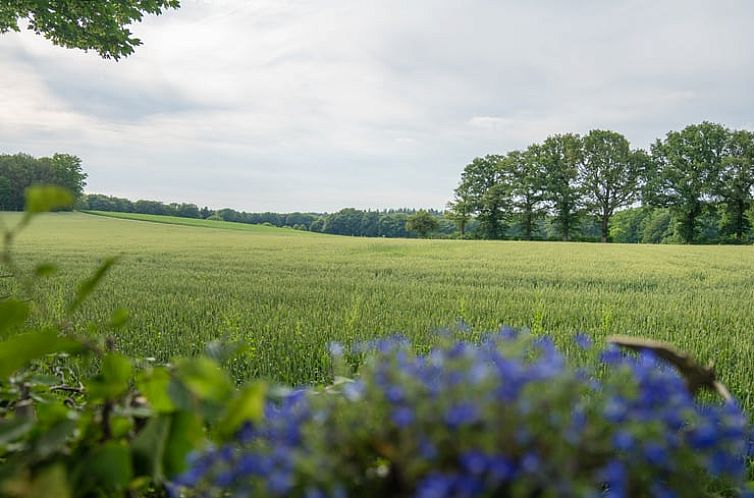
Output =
[{"x1": 3, "y1": 211, "x2": 754, "y2": 409}]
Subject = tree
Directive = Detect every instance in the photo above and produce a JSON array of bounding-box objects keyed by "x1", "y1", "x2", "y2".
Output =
[
  {"x1": 405, "y1": 210, "x2": 439, "y2": 238},
  {"x1": 455, "y1": 155, "x2": 509, "y2": 239},
  {"x1": 651, "y1": 122, "x2": 729, "y2": 244},
  {"x1": 0, "y1": 153, "x2": 87, "y2": 210},
  {"x1": 0, "y1": 0, "x2": 180, "y2": 60},
  {"x1": 49, "y1": 153, "x2": 87, "y2": 199},
  {"x1": 445, "y1": 185, "x2": 474, "y2": 237},
  {"x1": 716, "y1": 130, "x2": 754, "y2": 241},
  {"x1": 505, "y1": 148, "x2": 546, "y2": 240},
  {"x1": 539, "y1": 134, "x2": 583, "y2": 241},
  {"x1": 579, "y1": 130, "x2": 647, "y2": 242}
]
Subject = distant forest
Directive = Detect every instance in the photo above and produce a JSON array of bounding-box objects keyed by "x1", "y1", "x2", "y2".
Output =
[{"x1": 2, "y1": 121, "x2": 753, "y2": 243}]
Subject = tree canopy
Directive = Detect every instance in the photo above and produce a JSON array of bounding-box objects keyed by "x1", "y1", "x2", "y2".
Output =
[
  {"x1": 0, "y1": 0, "x2": 180, "y2": 59},
  {"x1": 0, "y1": 153, "x2": 87, "y2": 210},
  {"x1": 451, "y1": 122, "x2": 754, "y2": 244}
]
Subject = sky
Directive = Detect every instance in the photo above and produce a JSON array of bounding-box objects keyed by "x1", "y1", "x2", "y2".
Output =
[{"x1": 2, "y1": 0, "x2": 754, "y2": 213}]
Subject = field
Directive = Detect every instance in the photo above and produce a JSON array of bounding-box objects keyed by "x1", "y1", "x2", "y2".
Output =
[{"x1": 3, "y1": 211, "x2": 754, "y2": 409}]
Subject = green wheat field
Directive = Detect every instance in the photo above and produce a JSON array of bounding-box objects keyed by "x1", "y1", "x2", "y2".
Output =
[{"x1": 4, "y1": 211, "x2": 754, "y2": 410}]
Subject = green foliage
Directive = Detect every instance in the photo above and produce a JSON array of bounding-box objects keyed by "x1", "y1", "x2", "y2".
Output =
[
  {"x1": 450, "y1": 122, "x2": 754, "y2": 245},
  {"x1": 580, "y1": 130, "x2": 647, "y2": 242},
  {"x1": 0, "y1": 0, "x2": 180, "y2": 59},
  {"x1": 651, "y1": 122, "x2": 729, "y2": 244},
  {"x1": 456, "y1": 155, "x2": 510, "y2": 239},
  {"x1": 0, "y1": 154, "x2": 85, "y2": 212},
  {"x1": 405, "y1": 210, "x2": 439, "y2": 238},
  {"x1": 505, "y1": 148, "x2": 546, "y2": 240}
]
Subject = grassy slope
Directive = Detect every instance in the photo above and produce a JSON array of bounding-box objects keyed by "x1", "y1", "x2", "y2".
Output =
[
  {"x1": 3, "y1": 211, "x2": 754, "y2": 410},
  {"x1": 82, "y1": 210, "x2": 314, "y2": 236}
]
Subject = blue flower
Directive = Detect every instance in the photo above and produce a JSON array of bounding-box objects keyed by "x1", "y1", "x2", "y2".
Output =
[
  {"x1": 600, "y1": 460, "x2": 627, "y2": 498},
  {"x1": 392, "y1": 406, "x2": 415, "y2": 428},
  {"x1": 328, "y1": 342, "x2": 344, "y2": 356},
  {"x1": 460, "y1": 450, "x2": 487, "y2": 475},
  {"x1": 612, "y1": 430, "x2": 634, "y2": 451},
  {"x1": 444, "y1": 403, "x2": 479, "y2": 428},
  {"x1": 415, "y1": 472, "x2": 454, "y2": 498},
  {"x1": 266, "y1": 470, "x2": 293, "y2": 495},
  {"x1": 574, "y1": 332, "x2": 592, "y2": 349}
]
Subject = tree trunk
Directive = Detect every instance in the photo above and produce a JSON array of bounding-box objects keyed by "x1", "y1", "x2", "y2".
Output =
[
  {"x1": 736, "y1": 199, "x2": 745, "y2": 241},
  {"x1": 600, "y1": 214, "x2": 609, "y2": 243},
  {"x1": 524, "y1": 210, "x2": 532, "y2": 240}
]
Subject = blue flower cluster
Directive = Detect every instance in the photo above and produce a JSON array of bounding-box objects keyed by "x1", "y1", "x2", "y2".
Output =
[{"x1": 172, "y1": 329, "x2": 753, "y2": 498}]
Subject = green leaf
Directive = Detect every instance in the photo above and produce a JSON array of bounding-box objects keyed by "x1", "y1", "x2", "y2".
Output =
[
  {"x1": 131, "y1": 415, "x2": 171, "y2": 480},
  {"x1": 0, "y1": 330, "x2": 83, "y2": 378},
  {"x1": 24, "y1": 185, "x2": 74, "y2": 214},
  {"x1": 218, "y1": 382, "x2": 266, "y2": 438},
  {"x1": 88, "y1": 442, "x2": 133, "y2": 489},
  {"x1": 163, "y1": 411, "x2": 204, "y2": 477},
  {"x1": 0, "y1": 417, "x2": 34, "y2": 446},
  {"x1": 137, "y1": 367, "x2": 175, "y2": 413},
  {"x1": 86, "y1": 353, "x2": 133, "y2": 400},
  {"x1": 68, "y1": 257, "x2": 118, "y2": 313},
  {"x1": 131, "y1": 411, "x2": 204, "y2": 481},
  {"x1": 29, "y1": 464, "x2": 71, "y2": 498},
  {"x1": 110, "y1": 307, "x2": 129, "y2": 328},
  {"x1": 175, "y1": 357, "x2": 233, "y2": 403},
  {"x1": 0, "y1": 299, "x2": 30, "y2": 338},
  {"x1": 34, "y1": 419, "x2": 77, "y2": 459}
]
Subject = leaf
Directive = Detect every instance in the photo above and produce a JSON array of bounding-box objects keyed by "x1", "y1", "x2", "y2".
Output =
[
  {"x1": 0, "y1": 299, "x2": 30, "y2": 338},
  {"x1": 24, "y1": 185, "x2": 75, "y2": 214},
  {"x1": 131, "y1": 411, "x2": 204, "y2": 481},
  {"x1": 0, "y1": 330, "x2": 83, "y2": 378},
  {"x1": 68, "y1": 257, "x2": 119, "y2": 313},
  {"x1": 34, "y1": 419, "x2": 77, "y2": 459},
  {"x1": 131, "y1": 415, "x2": 171, "y2": 480},
  {"x1": 110, "y1": 307, "x2": 129, "y2": 329},
  {"x1": 87, "y1": 442, "x2": 133, "y2": 489},
  {"x1": 218, "y1": 382, "x2": 266, "y2": 438},
  {"x1": 29, "y1": 464, "x2": 71, "y2": 498},
  {"x1": 138, "y1": 367, "x2": 175, "y2": 413},
  {"x1": 86, "y1": 353, "x2": 133, "y2": 400},
  {"x1": 0, "y1": 418, "x2": 34, "y2": 446},
  {"x1": 163, "y1": 411, "x2": 204, "y2": 477},
  {"x1": 175, "y1": 357, "x2": 233, "y2": 403}
]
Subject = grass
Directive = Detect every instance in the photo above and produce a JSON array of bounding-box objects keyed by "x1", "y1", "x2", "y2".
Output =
[{"x1": 3, "y1": 211, "x2": 754, "y2": 411}]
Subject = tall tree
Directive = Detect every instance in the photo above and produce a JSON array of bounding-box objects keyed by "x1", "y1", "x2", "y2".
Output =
[
  {"x1": 579, "y1": 130, "x2": 646, "y2": 242},
  {"x1": 717, "y1": 129, "x2": 754, "y2": 241},
  {"x1": 0, "y1": 0, "x2": 180, "y2": 59},
  {"x1": 455, "y1": 155, "x2": 509, "y2": 239},
  {"x1": 651, "y1": 122, "x2": 729, "y2": 243},
  {"x1": 505, "y1": 148, "x2": 546, "y2": 240},
  {"x1": 49, "y1": 153, "x2": 88, "y2": 199},
  {"x1": 539, "y1": 134, "x2": 583, "y2": 241},
  {"x1": 445, "y1": 184, "x2": 474, "y2": 237}
]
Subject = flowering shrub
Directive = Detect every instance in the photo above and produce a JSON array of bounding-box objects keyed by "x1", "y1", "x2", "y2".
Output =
[{"x1": 173, "y1": 329, "x2": 753, "y2": 498}]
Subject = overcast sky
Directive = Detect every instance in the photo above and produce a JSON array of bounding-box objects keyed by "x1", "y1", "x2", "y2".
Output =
[{"x1": 2, "y1": 0, "x2": 754, "y2": 212}]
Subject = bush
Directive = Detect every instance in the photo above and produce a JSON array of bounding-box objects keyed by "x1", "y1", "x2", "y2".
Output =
[{"x1": 173, "y1": 331, "x2": 753, "y2": 498}]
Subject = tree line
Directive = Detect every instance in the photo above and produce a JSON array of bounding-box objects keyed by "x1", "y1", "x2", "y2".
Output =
[
  {"x1": 0, "y1": 153, "x2": 87, "y2": 211},
  {"x1": 78, "y1": 194, "x2": 454, "y2": 238},
  {"x1": 447, "y1": 122, "x2": 754, "y2": 244}
]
